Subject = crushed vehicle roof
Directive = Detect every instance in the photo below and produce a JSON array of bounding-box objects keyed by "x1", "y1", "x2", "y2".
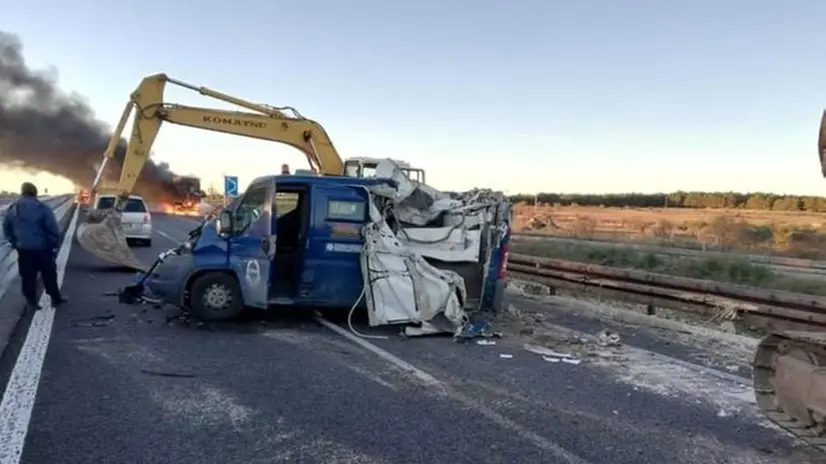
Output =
[{"x1": 254, "y1": 174, "x2": 399, "y2": 188}]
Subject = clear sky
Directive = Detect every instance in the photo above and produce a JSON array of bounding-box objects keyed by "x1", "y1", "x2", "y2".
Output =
[{"x1": 5, "y1": 0, "x2": 826, "y2": 195}]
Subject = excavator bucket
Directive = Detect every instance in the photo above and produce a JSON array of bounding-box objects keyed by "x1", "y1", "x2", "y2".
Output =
[{"x1": 76, "y1": 208, "x2": 149, "y2": 272}]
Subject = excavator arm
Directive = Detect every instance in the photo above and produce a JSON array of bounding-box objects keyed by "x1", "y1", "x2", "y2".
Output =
[
  {"x1": 79, "y1": 73, "x2": 346, "y2": 271},
  {"x1": 90, "y1": 73, "x2": 345, "y2": 198}
]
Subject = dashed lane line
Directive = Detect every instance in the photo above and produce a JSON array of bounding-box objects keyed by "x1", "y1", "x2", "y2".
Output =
[{"x1": 155, "y1": 228, "x2": 181, "y2": 244}]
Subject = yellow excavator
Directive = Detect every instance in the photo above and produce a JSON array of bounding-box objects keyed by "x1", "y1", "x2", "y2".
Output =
[
  {"x1": 76, "y1": 73, "x2": 411, "y2": 270},
  {"x1": 750, "y1": 110, "x2": 826, "y2": 452}
]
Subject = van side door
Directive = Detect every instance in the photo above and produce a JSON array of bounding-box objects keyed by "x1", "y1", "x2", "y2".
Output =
[
  {"x1": 300, "y1": 185, "x2": 367, "y2": 305},
  {"x1": 227, "y1": 179, "x2": 276, "y2": 308}
]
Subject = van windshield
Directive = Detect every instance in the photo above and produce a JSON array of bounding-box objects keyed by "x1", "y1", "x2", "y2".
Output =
[
  {"x1": 96, "y1": 197, "x2": 147, "y2": 213},
  {"x1": 96, "y1": 197, "x2": 115, "y2": 209},
  {"x1": 124, "y1": 199, "x2": 147, "y2": 213}
]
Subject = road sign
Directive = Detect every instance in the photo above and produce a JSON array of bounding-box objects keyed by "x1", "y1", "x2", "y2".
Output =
[{"x1": 224, "y1": 176, "x2": 239, "y2": 197}]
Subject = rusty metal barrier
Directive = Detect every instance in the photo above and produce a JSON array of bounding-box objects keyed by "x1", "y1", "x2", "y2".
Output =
[{"x1": 508, "y1": 252, "x2": 826, "y2": 332}]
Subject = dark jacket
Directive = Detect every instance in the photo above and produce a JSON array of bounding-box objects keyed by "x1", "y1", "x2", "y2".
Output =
[{"x1": 2, "y1": 196, "x2": 60, "y2": 251}]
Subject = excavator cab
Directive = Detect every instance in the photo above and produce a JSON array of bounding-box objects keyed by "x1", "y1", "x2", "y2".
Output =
[{"x1": 343, "y1": 157, "x2": 426, "y2": 184}]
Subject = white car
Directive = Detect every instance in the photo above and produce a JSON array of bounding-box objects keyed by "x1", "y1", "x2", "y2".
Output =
[{"x1": 94, "y1": 194, "x2": 152, "y2": 247}]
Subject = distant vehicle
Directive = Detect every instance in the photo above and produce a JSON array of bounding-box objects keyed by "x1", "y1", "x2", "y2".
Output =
[
  {"x1": 170, "y1": 175, "x2": 205, "y2": 213},
  {"x1": 94, "y1": 194, "x2": 152, "y2": 247}
]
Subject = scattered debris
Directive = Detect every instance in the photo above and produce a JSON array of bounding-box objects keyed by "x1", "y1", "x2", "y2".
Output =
[
  {"x1": 455, "y1": 320, "x2": 502, "y2": 341},
  {"x1": 524, "y1": 343, "x2": 573, "y2": 359},
  {"x1": 524, "y1": 343, "x2": 582, "y2": 364},
  {"x1": 499, "y1": 354, "x2": 513, "y2": 359},
  {"x1": 597, "y1": 329, "x2": 622, "y2": 347},
  {"x1": 476, "y1": 340, "x2": 497, "y2": 346},
  {"x1": 506, "y1": 304, "x2": 521, "y2": 317}
]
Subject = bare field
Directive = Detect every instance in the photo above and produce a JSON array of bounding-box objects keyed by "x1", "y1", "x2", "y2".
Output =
[{"x1": 514, "y1": 203, "x2": 826, "y2": 259}]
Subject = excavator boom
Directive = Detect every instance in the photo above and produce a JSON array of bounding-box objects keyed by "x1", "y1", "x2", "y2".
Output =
[
  {"x1": 78, "y1": 73, "x2": 347, "y2": 269},
  {"x1": 108, "y1": 73, "x2": 345, "y2": 197}
]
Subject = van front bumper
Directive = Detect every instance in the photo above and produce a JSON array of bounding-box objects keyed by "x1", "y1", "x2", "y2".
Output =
[{"x1": 143, "y1": 252, "x2": 194, "y2": 306}]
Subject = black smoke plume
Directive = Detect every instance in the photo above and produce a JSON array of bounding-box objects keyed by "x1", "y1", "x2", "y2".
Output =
[{"x1": 0, "y1": 31, "x2": 188, "y2": 203}]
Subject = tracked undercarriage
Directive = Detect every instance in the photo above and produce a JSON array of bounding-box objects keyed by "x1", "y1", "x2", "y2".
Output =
[{"x1": 753, "y1": 331, "x2": 826, "y2": 452}]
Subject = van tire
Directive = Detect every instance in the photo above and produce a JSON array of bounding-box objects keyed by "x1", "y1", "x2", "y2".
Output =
[{"x1": 188, "y1": 272, "x2": 244, "y2": 322}]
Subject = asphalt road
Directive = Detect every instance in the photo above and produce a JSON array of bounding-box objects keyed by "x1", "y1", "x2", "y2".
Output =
[{"x1": 2, "y1": 212, "x2": 823, "y2": 464}]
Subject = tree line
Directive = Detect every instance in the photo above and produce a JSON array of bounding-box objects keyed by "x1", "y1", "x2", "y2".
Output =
[{"x1": 508, "y1": 191, "x2": 826, "y2": 213}]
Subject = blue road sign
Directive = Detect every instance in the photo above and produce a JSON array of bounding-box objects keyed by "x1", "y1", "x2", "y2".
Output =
[{"x1": 224, "y1": 176, "x2": 239, "y2": 197}]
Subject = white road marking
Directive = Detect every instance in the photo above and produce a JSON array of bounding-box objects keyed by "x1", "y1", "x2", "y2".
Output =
[
  {"x1": 155, "y1": 229, "x2": 181, "y2": 244},
  {"x1": 313, "y1": 313, "x2": 442, "y2": 387},
  {"x1": 0, "y1": 207, "x2": 79, "y2": 463},
  {"x1": 314, "y1": 313, "x2": 592, "y2": 464}
]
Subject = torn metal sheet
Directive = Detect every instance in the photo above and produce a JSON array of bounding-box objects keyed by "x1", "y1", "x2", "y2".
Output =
[{"x1": 359, "y1": 159, "x2": 510, "y2": 336}]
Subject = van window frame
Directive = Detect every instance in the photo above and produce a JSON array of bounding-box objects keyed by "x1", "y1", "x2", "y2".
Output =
[
  {"x1": 95, "y1": 196, "x2": 116, "y2": 210},
  {"x1": 123, "y1": 198, "x2": 148, "y2": 213},
  {"x1": 325, "y1": 198, "x2": 367, "y2": 223},
  {"x1": 231, "y1": 181, "x2": 269, "y2": 235}
]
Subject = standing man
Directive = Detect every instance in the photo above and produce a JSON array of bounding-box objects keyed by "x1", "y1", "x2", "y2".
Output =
[{"x1": 2, "y1": 182, "x2": 68, "y2": 310}]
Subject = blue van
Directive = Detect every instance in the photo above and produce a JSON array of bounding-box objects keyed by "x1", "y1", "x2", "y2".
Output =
[{"x1": 141, "y1": 174, "x2": 512, "y2": 322}]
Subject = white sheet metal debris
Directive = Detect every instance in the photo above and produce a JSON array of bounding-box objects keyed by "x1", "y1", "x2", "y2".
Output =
[
  {"x1": 525, "y1": 344, "x2": 582, "y2": 365},
  {"x1": 357, "y1": 159, "x2": 510, "y2": 336},
  {"x1": 597, "y1": 329, "x2": 622, "y2": 347}
]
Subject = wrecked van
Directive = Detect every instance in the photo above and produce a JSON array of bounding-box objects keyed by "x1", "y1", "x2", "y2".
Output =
[{"x1": 139, "y1": 161, "x2": 512, "y2": 335}]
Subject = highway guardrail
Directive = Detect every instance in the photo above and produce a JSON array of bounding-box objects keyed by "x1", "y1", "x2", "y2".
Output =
[{"x1": 508, "y1": 252, "x2": 826, "y2": 334}]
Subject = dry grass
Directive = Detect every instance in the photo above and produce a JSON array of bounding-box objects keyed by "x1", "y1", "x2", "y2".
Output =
[{"x1": 515, "y1": 203, "x2": 826, "y2": 260}]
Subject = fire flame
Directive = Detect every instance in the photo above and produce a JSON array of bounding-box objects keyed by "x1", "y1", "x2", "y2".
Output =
[{"x1": 151, "y1": 201, "x2": 213, "y2": 217}]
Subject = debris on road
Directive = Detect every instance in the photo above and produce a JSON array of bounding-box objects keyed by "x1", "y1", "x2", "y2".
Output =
[
  {"x1": 524, "y1": 343, "x2": 574, "y2": 359},
  {"x1": 597, "y1": 329, "x2": 622, "y2": 347},
  {"x1": 476, "y1": 340, "x2": 496, "y2": 346},
  {"x1": 499, "y1": 354, "x2": 513, "y2": 359},
  {"x1": 455, "y1": 319, "x2": 502, "y2": 341},
  {"x1": 525, "y1": 343, "x2": 583, "y2": 364}
]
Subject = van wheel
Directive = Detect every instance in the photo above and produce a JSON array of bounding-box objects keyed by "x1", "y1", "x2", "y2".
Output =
[{"x1": 188, "y1": 272, "x2": 244, "y2": 322}]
